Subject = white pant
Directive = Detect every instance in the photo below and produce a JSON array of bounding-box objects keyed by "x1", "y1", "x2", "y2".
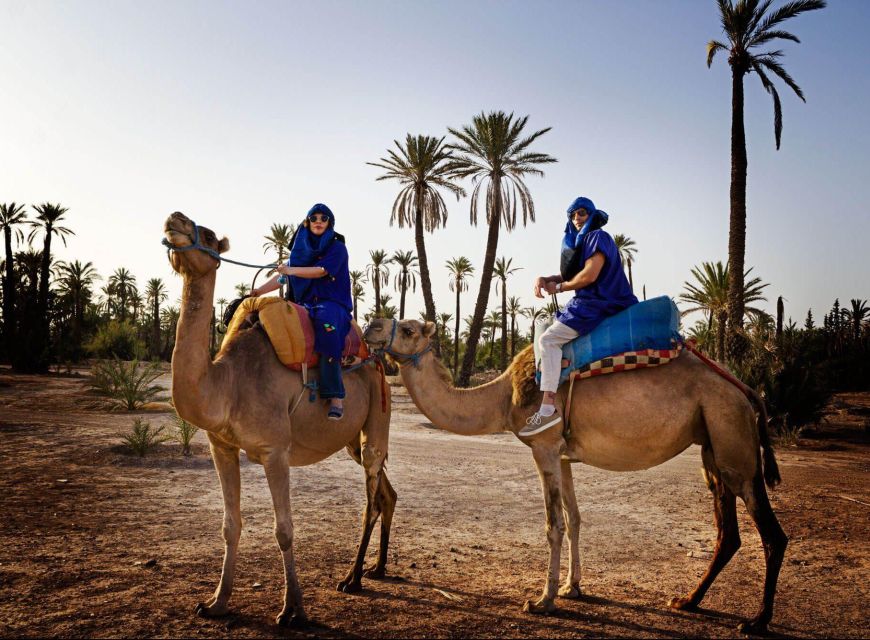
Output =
[{"x1": 537, "y1": 320, "x2": 580, "y2": 393}]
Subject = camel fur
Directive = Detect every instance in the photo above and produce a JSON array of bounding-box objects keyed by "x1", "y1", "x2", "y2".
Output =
[
  {"x1": 365, "y1": 318, "x2": 787, "y2": 634},
  {"x1": 163, "y1": 213, "x2": 395, "y2": 627}
]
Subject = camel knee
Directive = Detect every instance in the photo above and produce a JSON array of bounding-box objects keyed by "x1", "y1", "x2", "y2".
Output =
[
  {"x1": 274, "y1": 520, "x2": 294, "y2": 552},
  {"x1": 222, "y1": 517, "x2": 241, "y2": 545},
  {"x1": 361, "y1": 444, "x2": 385, "y2": 477}
]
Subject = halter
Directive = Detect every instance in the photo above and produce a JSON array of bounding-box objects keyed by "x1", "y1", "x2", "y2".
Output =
[
  {"x1": 162, "y1": 221, "x2": 277, "y2": 270},
  {"x1": 373, "y1": 318, "x2": 432, "y2": 369}
]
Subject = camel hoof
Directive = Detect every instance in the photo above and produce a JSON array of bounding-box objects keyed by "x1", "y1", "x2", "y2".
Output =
[
  {"x1": 522, "y1": 598, "x2": 556, "y2": 615},
  {"x1": 557, "y1": 583, "x2": 582, "y2": 599},
  {"x1": 276, "y1": 610, "x2": 306, "y2": 628},
  {"x1": 336, "y1": 577, "x2": 362, "y2": 593},
  {"x1": 194, "y1": 601, "x2": 228, "y2": 618},
  {"x1": 363, "y1": 565, "x2": 386, "y2": 580},
  {"x1": 737, "y1": 617, "x2": 769, "y2": 635},
  {"x1": 668, "y1": 596, "x2": 698, "y2": 611}
]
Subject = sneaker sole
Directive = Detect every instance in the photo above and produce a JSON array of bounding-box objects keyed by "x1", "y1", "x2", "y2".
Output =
[{"x1": 518, "y1": 415, "x2": 562, "y2": 437}]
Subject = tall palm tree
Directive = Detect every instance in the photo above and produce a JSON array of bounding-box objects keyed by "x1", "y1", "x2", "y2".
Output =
[
  {"x1": 507, "y1": 295, "x2": 522, "y2": 359},
  {"x1": 390, "y1": 250, "x2": 418, "y2": 319},
  {"x1": 447, "y1": 111, "x2": 556, "y2": 385},
  {"x1": 679, "y1": 261, "x2": 768, "y2": 361},
  {"x1": 437, "y1": 311, "x2": 453, "y2": 355},
  {"x1": 484, "y1": 309, "x2": 502, "y2": 367},
  {"x1": 368, "y1": 134, "x2": 465, "y2": 325},
  {"x1": 844, "y1": 299, "x2": 868, "y2": 342},
  {"x1": 108, "y1": 268, "x2": 137, "y2": 321},
  {"x1": 263, "y1": 223, "x2": 295, "y2": 298},
  {"x1": 55, "y1": 260, "x2": 99, "y2": 357},
  {"x1": 0, "y1": 202, "x2": 28, "y2": 358},
  {"x1": 349, "y1": 270, "x2": 367, "y2": 321},
  {"x1": 707, "y1": 0, "x2": 825, "y2": 359},
  {"x1": 377, "y1": 294, "x2": 397, "y2": 320},
  {"x1": 366, "y1": 249, "x2": 390, "y2": 317},
  {"x1": 613, "y1": 233, "x2": 637, "y2": 292},
  {"x1": 234, "y1": 282, "x2": 249, "y2": 298},
  {"x1": 445, "y1": 256, "x2": 474, "y2": 378},
  {"x1": 493, "y1": 256, "x2": 522, "y2": 369},
  {"x1": 145, "y1": 278, "x2": 168, "y2": 358},
  {"x1": 520, "y1": 305, "x2": 547, "y2": 345}
]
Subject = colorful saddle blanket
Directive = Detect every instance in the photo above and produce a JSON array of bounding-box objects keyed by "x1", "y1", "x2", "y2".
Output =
[{"x1": 220, "y1": 296, "x2": 367, "y2": 370}]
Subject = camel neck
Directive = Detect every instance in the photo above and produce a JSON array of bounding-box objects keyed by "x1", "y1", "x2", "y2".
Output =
[
  {"x1": 171, "y1": 271, "x2": 221, "y2": 429},
  {"x1": 400, "y1": 352, "x2": 516, "y2": 435}
]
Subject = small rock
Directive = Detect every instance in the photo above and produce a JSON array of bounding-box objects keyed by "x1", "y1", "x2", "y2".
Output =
[
  {"x1": 252, "y1": 582, "x2": 263, "y2": 590},
  {"x1": 409, "y1": 562, "x2": 416, "y2": 568},
  {"x1": 144, "y1": 558, "x2": 158, "y2": 568},
  {"x1": 57, "y1": 479, "x2": 68, "y2": 483},
  {"x1": 133, "y1": 561, "x2": 143, "y2": 566},
  {"x1": 449, "y1": 546, "x2": 459, "y2": 553},
  {"x1": 432, "y1": 562, "x2": 438, "y2": 568},
  {"x1": 687, "y1": 550, "x2": 712, "y2": 560}
]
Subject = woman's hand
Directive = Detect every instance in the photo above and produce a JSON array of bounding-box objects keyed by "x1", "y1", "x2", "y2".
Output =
[
  {"x1": 275, "y1": 265, "x2": 293, "y2": 276},
  {"x1": 250, "y1": 288, "x2": 260, "y2": 297}
]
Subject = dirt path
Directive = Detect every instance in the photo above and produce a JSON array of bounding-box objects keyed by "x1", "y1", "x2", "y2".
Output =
[{"x1": 1, "y1": 371, "x2": 867, "y2": 638}]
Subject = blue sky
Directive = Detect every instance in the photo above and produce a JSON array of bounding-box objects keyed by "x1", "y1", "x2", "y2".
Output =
[{"x1": 2, "y1": 0, "x2": 868, "y2": 331}]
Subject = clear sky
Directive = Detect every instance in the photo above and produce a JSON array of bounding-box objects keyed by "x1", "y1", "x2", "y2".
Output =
[{"x1": 2, "y1": 0, "x2": 868, "y2": 332}]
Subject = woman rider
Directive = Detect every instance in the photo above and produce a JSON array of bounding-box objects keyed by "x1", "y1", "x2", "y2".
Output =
[
  {"x1": 520, "y1": 196, "x2": 638, "y2": 436},
  {"x1": 252, "y1": 203, "x2": 352, "y2": 420}
]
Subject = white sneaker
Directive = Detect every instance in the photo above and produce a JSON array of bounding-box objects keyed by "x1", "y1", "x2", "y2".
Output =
[{"x1": 518, "y1": 410, "x2": 562, "y2": 437}]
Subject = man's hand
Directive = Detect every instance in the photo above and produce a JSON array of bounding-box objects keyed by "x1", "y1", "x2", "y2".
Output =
[
  {"x1": 544, "y1": 281, "x2": 559, "y2": 295},
  {"x1": 534, "y1": 276, "x2": 547, "y2": 299}
]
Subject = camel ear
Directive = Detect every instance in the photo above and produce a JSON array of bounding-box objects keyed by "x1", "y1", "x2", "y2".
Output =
[
  {"x1": 422, "y1": 321, "x2": 436, "y2": 338},
  {"x1": 218, "y1": 237, "x2": 230, "y2": 254}
]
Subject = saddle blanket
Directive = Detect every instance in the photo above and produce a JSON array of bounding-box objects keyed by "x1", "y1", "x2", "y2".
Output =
[
  {"x1": 220, "y1": 296, "x2": 367, "y2": 370},
  {"x1": 570, "y1": 346, "x2": 682, "y2": 381}
]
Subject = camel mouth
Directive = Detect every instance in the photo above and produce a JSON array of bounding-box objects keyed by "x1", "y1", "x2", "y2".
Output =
[{"x1": 163, "y1": 222, "x2": 193, "y2": 248}]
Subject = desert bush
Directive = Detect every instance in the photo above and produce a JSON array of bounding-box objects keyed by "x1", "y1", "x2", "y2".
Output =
[
  {"x1": 85, "y1": 320, "x2": 145, "y2": 360},
  {"x1": 172, "y1": 412, "x2": 198, "y2": 456},
  {"x1": 121, "y1": 418, "x2": 169, "y2": 456},
  {"x1": 88, "y1": 358, "x2": 165, "y2": 410}
]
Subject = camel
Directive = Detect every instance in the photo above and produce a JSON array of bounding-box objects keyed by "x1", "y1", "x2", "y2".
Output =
[
  {"x1": 163, "y1": 212, "x2": 396, "y2": 626},
  {"x1": 363, "y1": 318, "x2": 787, "y2": 634}
]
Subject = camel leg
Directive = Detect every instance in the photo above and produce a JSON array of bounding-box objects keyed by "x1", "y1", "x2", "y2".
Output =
[
  {"x1": 263, "y1": 452, "x2": 306, "y2": 627},
  {"x1": 364, "y1": 472, "x2": 397, "y2": 579},
  {"x1": 337, "y1": 443, "x2": 386, "y2": 593},
  {"x1": 736, "y1": 472, "x2": 788, "y2": 634},
  {"x1": 669, "y1": 446, "x2": 740, "y2": 611},
  {"x1": 195, "y1": 440, "x2": 241, "y2": 619},
  {"x1": 523, "y1": 444, "x2": 565, "y2": 614},
  {"x1": 557, "y1": 460, "x2": 582, "y2": 599}
]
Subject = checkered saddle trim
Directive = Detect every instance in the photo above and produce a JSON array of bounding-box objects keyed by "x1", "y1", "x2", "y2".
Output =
[{"x1": 570, "y1": 346, "x2": 682, "y2": 381}]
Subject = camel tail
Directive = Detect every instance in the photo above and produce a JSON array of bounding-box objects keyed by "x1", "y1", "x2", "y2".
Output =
[{"x1": 746, "y1": 387, "x2": 781, "y2": 488}]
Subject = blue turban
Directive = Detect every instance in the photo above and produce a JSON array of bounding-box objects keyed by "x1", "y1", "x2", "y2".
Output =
[
  {"x1": 560, "y1": 196, "x2": 609, "y2": 279},
  {"x1": 307, "y1": 202, "x2": 335, "y2": 225}
]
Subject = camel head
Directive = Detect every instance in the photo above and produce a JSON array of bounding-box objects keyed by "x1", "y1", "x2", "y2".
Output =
[
  {"x1": 163, "y1": 212, "x2": 229, "y2": 277},
  {"x1": 363, "y1": 318, "x2": 436, "y2": 364}
]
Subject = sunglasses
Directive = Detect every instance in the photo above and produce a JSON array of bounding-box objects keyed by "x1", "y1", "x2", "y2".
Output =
[{"x1": 308, "y1": 214, "x2": 330, "y2": 223}]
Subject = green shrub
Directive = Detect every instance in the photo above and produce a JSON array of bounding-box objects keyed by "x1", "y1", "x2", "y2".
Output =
[
  {"x1": 85, "y1": 321, "x2": 145, "y2": 360},
  {"x1": 89, "y1": 358, "x2": 165, "y2": 410},
  {"x1": 121, "y1": 418, "x2": 169, "y2": 456},
  {"x1": 172, "y1": 412, "x2": 198, "y2": 456}
]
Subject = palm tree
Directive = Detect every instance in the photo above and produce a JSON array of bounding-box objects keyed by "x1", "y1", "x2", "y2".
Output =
[
  {"x1": 145, "y1": 278, "x2": 168, "y2": 358},
  {"x1": 492, "y1": 256, "x2": 522, "y2": 369},
  {"x1": 216, "y1": 297, "x2": 228, "y2": 319},
  {"x1": 108, "y1": 268, "x2": 137, "y2": 321},
  {"x1": 484, "y1": 309, "x2": 502, "y2": 367},
  {"x1": 368, "y1": 134, "x2": 466, "y2": 325},
  {"x1": 679, "y1": 261, "x2": 768, "y2": 361},
  {"x1": 447, "y1": 111, "x2": 556, "y2": 385},
  {"x1": 507, "y1": 295, "x2": 522, "y2": 359},
  {"x1": 378, "y1": 294, "x2": 397, "y2": 320},
  {"x1": 520, "y1": 305, "x2": 547, "y2": 345},
  {"x1": 707, "y1": 0, "x2": 825, "y2": 359},
  {"x1": 445, "y1": 256, "x2": 474, "y2": 378},
  {"x1": 55, "y1": 260, "x2": 99, "y2": 357},
  {"x1": 160, "y1": 305, "x2": 180, "y2": 358},
  {"x1": 366, "y1": 249, "x2": 390, "y2": 317},
  {"x1": 844, "y1": 299, "x2": 868, "y2": 342},
  {"x1": 349, "y1": 270, "x2": 367, "y2": 321},
  {"x1": 234, "y1": 282, "x2": 249, "y2": 298},
  {"x1": 0, "y1": 202, "x2": 28, "y2": 359},
  {"x1": 263, "y1": 223, "x2": 295, "y2": 298},
  {"x1": 390, "y1": 250, "x2": 418, "y2": 319},
  {"x1": 437, "y1": 311, "x2": 453, "y2": 355},
  {"x1": 613, "y1": 233, "x2": 637, "y2": 292}
]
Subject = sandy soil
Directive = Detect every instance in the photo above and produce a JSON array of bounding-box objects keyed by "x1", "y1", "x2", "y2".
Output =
[{"x1": 0, "y1": 368, "x2": 867, "y2": 638}]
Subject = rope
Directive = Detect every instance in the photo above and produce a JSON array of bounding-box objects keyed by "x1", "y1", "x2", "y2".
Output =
[
  {"x1": 681, "y1": 338, "x2": 753, "y2": 400},
  {"x1": 162, "y1": 222, "x2": 277, "y2": 269}
]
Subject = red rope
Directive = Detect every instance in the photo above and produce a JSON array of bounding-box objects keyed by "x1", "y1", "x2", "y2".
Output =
[
  {"x1": 375, "y1": 358, "x2": 388, "y2": 413},
  {"x1": 682, "y1": 339, "x2": 752, "y2": 400}
]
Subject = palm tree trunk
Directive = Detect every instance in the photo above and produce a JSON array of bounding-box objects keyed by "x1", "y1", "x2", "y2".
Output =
[
  {"x1": 453, "y1": 288, "x2": 461, "y2": 378},
  {"x1": 152, "y1": 299, "x2": 161, "y2": 359},
  {"x1": 415, "y1": 195, "x2": 440, "y2": 356},
  {"x1": 374, "y1": 275, "x2": 381, "y2": 317},
  {"x1": 727, "y1": 67, "x2": 748, "y2": 363},
  {"x1": 352, "y1": 295, "x2": 358, "y2": 322},
  {"x1": 36, "y1": 228, "x2": 52, "y2": 370},
  {"x1": 500, "y1": 284, "x2": 508, "y2": 370},
  {"x1": 2, "y1": 227, "x2": 16, "y2": 362},
  {"x1": 628, "y1": 262, "x2": 634, "y2": 292},
  {"x1": 399, "y1": 273, "x2": 407, "y2": 319},
  {"x1": 510, "y1": 314, "x2": 516, "y2": 359},
  {"x1": 716, "y1": 310, "x2": 727, "y2": 363},
  {"x1": 458, "y1": 186, "x2": 501, "y2": 386}
]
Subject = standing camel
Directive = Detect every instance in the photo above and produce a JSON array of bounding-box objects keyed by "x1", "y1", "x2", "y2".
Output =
[
  {"x1": 363, "y1": 318, "x2": 787, "y2": 634},
  {"x1": 163, "y1": 212, "x2": 396, "y2": 626}
]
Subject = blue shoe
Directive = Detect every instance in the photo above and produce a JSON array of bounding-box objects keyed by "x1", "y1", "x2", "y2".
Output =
[{"x1": 328, "y1": 404, "x2": 344, "y2": 421}]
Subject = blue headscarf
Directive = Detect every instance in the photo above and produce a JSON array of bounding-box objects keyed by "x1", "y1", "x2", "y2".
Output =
[
  {"x1": 288, "y1": 203, "x2": 336, "y2": 300},
  {"x1": 562, "y1": 196, "x2": 608, "y2": 252}
]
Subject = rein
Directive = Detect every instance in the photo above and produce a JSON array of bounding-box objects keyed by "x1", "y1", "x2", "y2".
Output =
[
  {"x1": 162, "y1": 221, "x2": 278, "y2": 270},
  {"x1": 373, "y1": 318, "x2": 432, "y2": 369}
]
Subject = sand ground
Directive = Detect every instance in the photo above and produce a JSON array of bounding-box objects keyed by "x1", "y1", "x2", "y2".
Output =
[{"x1": 0, "y1": 368, "x2": 867, "y2": 638}]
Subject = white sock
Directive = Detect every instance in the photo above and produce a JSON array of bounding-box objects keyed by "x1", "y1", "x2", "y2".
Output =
[{"x1": 538, "y1": 404, "x2": 555, "y2": 417}]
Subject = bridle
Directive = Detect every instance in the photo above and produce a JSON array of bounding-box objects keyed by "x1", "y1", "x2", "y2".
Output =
[
  {"x1": 162, "y1": 220, "x2": 277, "y2": 270},
  {"x1": 371, "y1": 318, "x2": 432, "y2": 369}
]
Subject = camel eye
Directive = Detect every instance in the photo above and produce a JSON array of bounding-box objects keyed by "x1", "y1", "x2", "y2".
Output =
[{"x1": 402, "y1": 327, "x2": 414, "y2": 337}]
